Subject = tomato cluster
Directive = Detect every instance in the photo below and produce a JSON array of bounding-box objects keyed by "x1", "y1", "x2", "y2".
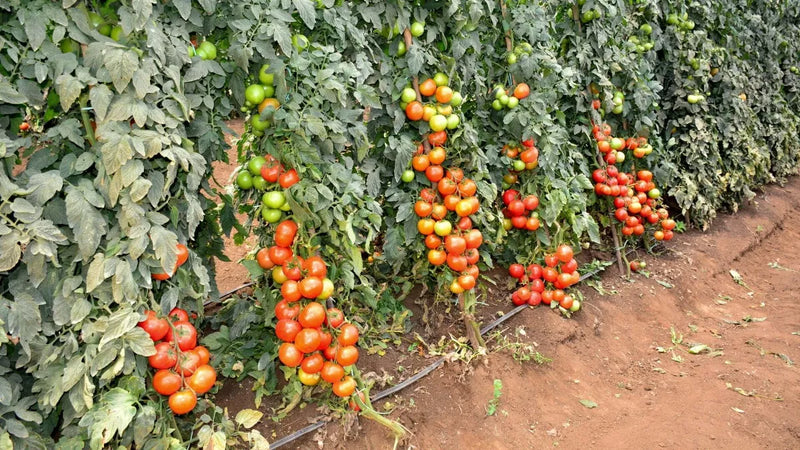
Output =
[
  {"x1": 592, "y1": 166, "x2": 675, "y2": 241},
  {"x1": 236, "y1": 154, "x2": 300, "y2": 223},
  {"x1": 241, "y1": 64, "x2": 280, "y2": 133},
  {"x1": 500, "y1": 188, "x2": 540, "y2": 231},
  {"x1": 491, "y1": 82, "x2": 530, "y2": 111},
  {"x1": 138, "y1": 308, "x2": 217, "y2": 415},
  {"x1": 507, "y1": 244, "x2": 581, "y2": 312},
  {"x1": 151, "y1": 243, "x2": 190, "y2": 281},
  {"x1": 402, "y1": 73, "x2": 463, "y2": 132},
  {"x1": 260, "y1": 219, "x2": 360, "y2": 397},
  {"x1": 501, "y1": 139, "x2": 539, "y2": 183},
  {"x1": 593, "y1": 122, "x2": 654, "y2": 162}
]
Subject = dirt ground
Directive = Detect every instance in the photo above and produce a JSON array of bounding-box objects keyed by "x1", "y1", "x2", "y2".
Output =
[{"x1": 212, "y1": 124, "x2": 800, "y2": 449}]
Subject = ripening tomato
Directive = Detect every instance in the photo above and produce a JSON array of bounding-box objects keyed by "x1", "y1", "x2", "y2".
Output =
[
  {"x1": 513, "y1": 83, "x2": 530, "y2": 99},
  {"x1": 336, "y1": 345, "x2": 359, "y2": 366},
  {"x1": 542, "y1": 267, "x2": 558, "y2": 283},
  {"x1": 298, "y1": 302, "x2": 326, "y2": 328},
  {"x1": 176, "y1": 350, "x2": 200, "y2": 376},
  {"x1": 418, "y1": 218, "x2": 436, "y2": 235},
  {"x1": 428, "y1": 249, "x2": 447, "y2": 266},
  {"x1": 502, "y1": 189, "x2": 519, "y2": 205},
  {"x1": 276, "y1": 319, "x2": 302, "y2": 342},
  {"x1": 447, "y1": 254, "x2": 468, "y2": 272},
  {"x1": 268, "y1": 246, "x2": 293, "y2": 266},
  {"x1": 464, "y1": 248, "x2": 480, "y2": 265},
  {"x1": 511, "y1": 291, "x2": 525, "y2": 306},
  {"x1": 169, "y1": 389, "x2": 197, "y2": 415},
  {"x1": 426, "y1": 164, "x2": 444, "y2": 182},
  {"x1": 321, "y1": 361, "x2": 345, "y2": 383},
  {"x1": 458, "y1": 274, "x2": 476, "y2": 290},
  {"x1": 281, "y1": 280, "x2": 302, "y2": 302},
  {"x1": 541, "y1": 290, "x2": 553, "y2": 305},
  {"x1": 303, "y1": 256, "x2": 327, "y2": 279},
  {"x1": 522, "y1": 195, "x2": 539, "y2": 211},
  {"x1": 298, "y1": 276, "x2": 324, "y2": 299},
  {"x1": 337, "y1": 323, "x2": 359, "y2": 346},
  {"x1": 419, "y1": 78, "x2": 436, "y2": 97},
  {"x1": 556, "y1": 244, "x2": 574, "y2": 263},
  {"x1": 661, "y1": 219, "x2": 676, "y2": 231},
  {"x1": 406, "y1": 101, "x2": 424, "y2": 121},
  {"x1": 278, "y1": 169, "x2": 300, "y2": 188},
  {"x1": 544, "y1": 254, "x2": 559, "y2": 268},
  {"x1": 317, "y1": 330, "x2": 333, "y2": 351},
  {"x1": 425, "y1": 234, "x2": 442, "y2": 249},
  {"x1": 193, "y1": 346, "x2": 211, "y2": 365},
  {"x1": 529, "y1": 278, "x2": 545, "y2": 293},
  {"x1": 428, "y1": 130, "x2": 447, "y2": 146},
  {"x1": 525, "y1": 217, "x2": 540, "y2": 231},
  {"x1": 458, "y1": 179, "x2": 477, "y2": 196},
  {"x1": 166, "y1": 321, "x2": 197, "y2": 351},
  {"x1": 176, "y1": 244, "x2": 189, "y2": 267},
  {"x1": 138, "y1": 310, "x2": 170, "y2": 341},
  {"x1": 279, "y1": 343, "x2": 304, "y2": 367},
  {"x1": 294, "y1": 328, "x2": 321, "y2": 353},
  {"x1": 559, "y1": 295, "x2": 574, "y2": 310},
  {"x1": 152, "y1": 370, "x2": 182, "y2": 396},
  {"x1": 557, "y1": 272, "x2": 573, "y2": 288},
  {"x1": 415, "y1": 200, "x2": 433, "y2": 217},
  {"x1": 301, "y1": 352, "x2": 325, "y2": 374},
  {"x1": 444, "y1": 235, "x2": 467, "y2": 255},
  {"x1": 168, "y1": 308, "x2": 189, "y2": 323},
  {"x1": 149, "y1": 342, "x2": 178, "y2": 370},
  {"x1": 275, "y1": 220, "x2": 298, "y2": 247},
  {"x1": 431, "y1": 203, "x2": 448, "y2": 220},
  {"x1": 332, "y1": 376, "x2": 357, "y2": 398},
  {"x1": 187, "y1": 364, "x2": 217, "y2": 394}
]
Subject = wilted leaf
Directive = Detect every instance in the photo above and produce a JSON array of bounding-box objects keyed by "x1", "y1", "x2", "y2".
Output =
[{"x1": 579, "y1": 399, "x2": 597, "y2": 409}]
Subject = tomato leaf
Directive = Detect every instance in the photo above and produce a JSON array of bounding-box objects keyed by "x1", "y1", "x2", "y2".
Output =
[
  {"x1": 234, "y1": 409, "x2": 263, "y2": 429},
  {"x1": 78, "y1": 388, "x2": 137, "y2": 449}
]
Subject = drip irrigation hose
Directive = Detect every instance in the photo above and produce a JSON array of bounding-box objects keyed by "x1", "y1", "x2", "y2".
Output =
[{"x1": 267, "y1": 249, "x2": 647, "y2": 449}]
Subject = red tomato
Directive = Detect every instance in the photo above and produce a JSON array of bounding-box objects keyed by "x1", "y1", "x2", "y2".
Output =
[
  {"x1": 193, "y1": 346, "x2": 211, "y2": 365},
  {"x1": 337, "y1": 323, "x2": 359, "y2": 346},
  {"x1": 152, "y1": 370, "x2": 182, "y2": 396},
  {"x1": 278, "y1": 343, "x2": 304, "y2": 367},
  {"x1": 169, "y1": 390, "x2": 197, "y2": 415},
  {"x1": 298, "y1": 302, "x2": 326, "y2": 328},
  {"x1": 555, "y1": 244, "x2": 573, "y2": 263},
  {"x1": 149, "y1": 342, "x2": 178, "y2": 370},
  {"x1": 276, "y1": 319, "x2": 302, "y2": 342},
  {"x1": 298, "y1": 276, "x2": 324, "y2": 299},
  {"x1": 321, "y1": 361, "x2": 345, "y2": 383},
  {"x1": 187, "y1": 364, "x2": 217, "y2": 394},
  {"x1": 274, "y1": 220, "x2": 298, "y2": 247},
  {"x1": 138, "y1": 310, "x2": 169, "y2": 341},
  {"x1": 303, "y1": 256, "x2": 328, "y2": 278},
  {"x1": 275, "y1": 299, "x2": 300, "y2": 320},
  {"x1": 166, "y1": 321, "x2": 197, "y2": 351},
  {"x1": 332, "y1": 376, "x2": 356, "y2": 397},
  {"x1": 301, "y1": 353, "x2": 325, "y2": 374},
  {"x1": 168, "y1": 308, "x2": 189, "y2": 323},
  {"x1": 326, "y1": 308, "x2": 344, "y2": 328},
  {"x1": 336, "y1": 345, "x2": 359, "y2": 366},
  {"x1": 294, "y1": 328, "x2": 321, "y2": 353},
  {"x1": 509, "y1": 264, "x2": 525, "y2": 279},
  {"x1": 278, "y1": 169, "x2": 300, "y2": 188}
]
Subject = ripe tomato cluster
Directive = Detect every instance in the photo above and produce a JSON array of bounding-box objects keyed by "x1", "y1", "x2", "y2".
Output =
[
  {"x1": 138, "y1": 308, "x2": 217, "y2": 415},
  {"x1": 507, "y1": 244, "x2": 581, "y2": 312},
  {"x1": 491, "y1": 82, "x2": 530, "y2": 111},
  {"x1": 151, "y1": 243, "x2": 190, "y2": 281},
  {"x1": 500, "y1": 188, "x2": 541, "y2": 231},
  {"x1": 501, "y1": 139, "x2": 538, "y2": 182},
  {"x1": 593, "y1": 122, "x2": 653, "y2": 163},
  {"x1": 592, "y1": 166, "x2": 675, "y2": 240},
  {"x1": 259, "y1": 219, "x2": 360, "y2": 397},
  {"x1": 402, "y1": 73, "x2": 462, "y2": 132}
]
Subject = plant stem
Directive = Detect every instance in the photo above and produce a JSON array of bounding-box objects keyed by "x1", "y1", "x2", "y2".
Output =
[{"x1": 78, "y1": 94, "x2": 96, "y2": 147}]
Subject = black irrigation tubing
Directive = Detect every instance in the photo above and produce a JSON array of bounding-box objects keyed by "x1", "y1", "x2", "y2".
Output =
[{"x1": 268, "y1": 249, "x2": 644, "y2": 449}]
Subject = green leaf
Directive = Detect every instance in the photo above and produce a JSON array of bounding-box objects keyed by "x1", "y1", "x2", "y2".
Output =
[
  {"x1": 0, "y1": 78, "x2": 27, "y2": 104},
  {"x1": 0, "y1": 231, "x2": 22, "y2": 272},
  {"x1": 78, "y1": 388, "x2": 137, "y2": 450},
  {"x1": 124, "y1": 327, "x2": 156, "y2": 356},
  {"x1": 133, "y1": 405, "x2": 155, "y2": 448},
  {"x1": 55, "y1": 74, "x2": 83, "y2": 112},
  {"x1": 66, "y1": 186, "x2": 107, "y2": 261},
  {"x1": 293, "y1": 0, "x2": 316, "y2": 29},
  {"x1": 104, "y1": 49, "x2": 139, "y2": 93},
  {"x1": 149, "y1": 225, "x2": 177, "y2": 273},
  {"x1": 23, "y1": 11, "x2": 47, "y2": 51},
  {"x1": 90, "y1": 84, "x2": 113, "y2": 121},
  {"x1": 98, "y1": 308, "x2": 139, "y2": 350}
]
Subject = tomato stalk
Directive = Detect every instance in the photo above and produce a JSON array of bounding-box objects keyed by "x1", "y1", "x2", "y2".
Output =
[
  {"x1": 78, "y1": 94, "x2": 96, "y2": 147},
  {"x1": 458, "y1": 290, "x2": 485, "y2": 350},
  {"x1": 402, "y1": 28, "x2": 431, "y2": 153},
  {"x1": 350, "y1": 367, "x2": 407, "y2": 442},
  {"x1": 590, "y1": 115, "x2": 625, "y2": 276}
]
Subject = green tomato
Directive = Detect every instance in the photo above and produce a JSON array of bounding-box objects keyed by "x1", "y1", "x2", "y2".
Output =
[
  {"x1": 581, "y1": 11, "x2": 594, "y2": 23},
  {"x1": 292, "y1": 34, "x2": 309, "y2": 51},
  {"x1": 687, "y1": 94, "x2": 702, "y2": 104},
  {"x1": 492, "y1": 99, "x2": 503, "y2": 111},
  {"x1": 610, "y1": 137, "x2": 624, "y2": 150},
  {"x1": 666, "y1": 13, "x2": 679, "y2": 25},
  {"x1": 262, "y1": 208, "x2": 283, "y2": 223},
  {"x1": 110, "y1": 26, "x2": 124, "y2": 42},
  {"x1": 643, "y1": 42, "x2": 654, "y2": 51},
  {"x1": 615, "y1": 151, "x2": 625, "y2": 163},
  {"x1": 88, "y1": 12, "x2": 104, "y2": 29},
  {"x1": 507, "y1": 53, "x2": 517, "y2": 65},
  {"x1": 401, "y1": 87, "x2": 417, "y2": 103},
  {"x1": 317, "y1": 278, "x2": 335, "y2": 300},
  {"x1": 494, "y1": 87, "x2": 506, "y2": 100},
  {"x1": 410, "y1": 22, "x2": 425, "y2": 37},
  {"x1": 262, "y1": 191, "x2": 286, "y2": 209},
  {"x1": 502, "y1": 218, "x2": 512, "y2": 230},
  {"x1": 519, "y1": 42, "x2": 533, "y2": 54},
  {"x1": 592, "y1": 10, "x2": 601, "y2": 19},
  {"x1": 685, "y1": 20, "x2": 695, "y2": 30},
  {"x1": 648, "y1": 188, "x2": 661, "y2": 199},
  {"x1": 433, "y1": 72, "x2": 449, "y2": 87},
  {"x1": 252, "y1": 176, "x2": 267, "y2": 190},
  {"x1": 499, "y1": 94, "x2": 509, "y2": 106},
  {"x1": 248, "y1": 156, "x2": 267, "y2": 176},
  {"x1": 569, "y1": 300, "x2": 581, "y2": 312},
  {"x1": 429, "y1": 114, "x2": 447, "y2": 132},
  {"x1": 188, "y1": 45, "x2": 198, "y2": 58},
  {"x1": 263, "y1": 85, "x2": 275, "y2": 98},
  {"x1": 401, "y1": 170, "x2": 415, "y2": 183},
  {"x1": 397, "y1": 41, "x2": 406, "y2": 56},
  {"x1": 640, "y1": 23, "x2": 653, "y2": 35},
  {"x1": 506, "y1": 96, "x2": 519, "y2": 109},
  {"x1": 236, "y1": 172, "x2": 253, "y2": 190},
  {"x1": 280, "y1": 201, "x2": 292, "y2": 212},
  {"x1": 636, "y1": 45, "x2": 646, "y2": 53},
  {"x1": 612, "y1": 104, "x2": 624, "y2": 114},
  {"x1": 198, "y1": 41, "x2": 216, "y2": 60},
  {"x1": 98, "y1": 23, "x2": 112, "y2": 36},
  {"x1": 450, "y1": 92, "x2": 463, "y2": 107},
  {"x1": 251, "y1": 115, "x2": 270, "y2": 132},
  {"x1": 512, "y1": 160, "x2": 526, "y2": 171},
  {"x1": 446, "y1": 114, "x2": 460, "y2": 129},
  {"x1": 259, "y1": 65, "x2": 274, "y2": 85},
  {"x1": 629, "y1": 35, "x2": 640, "y2": 44},
  {"x1": 245, "y1": 85, "x2": 267, "y2": 105},
  {"x1": 60, "y1": 38, "x2": 80, "y2": 54}
]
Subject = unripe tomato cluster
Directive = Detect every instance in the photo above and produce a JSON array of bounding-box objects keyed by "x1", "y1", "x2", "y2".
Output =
[
  {"x1": 507, "y1": 41, "x2": 533, "y2": 65},
  {"x1": 260, "y1": 220, "x2": 360, "y2": 397},
  {"x1": 500, "y1": 189, "x2": 541, "y2": 231},
  {"x1": 628, "y1": 23, "x2": 655, "y2": 54},
  {"x1": 151, "y1": 243, "x2": 190, "y2": 281},
  {"x1": 236, "y1": 154, "x2": 300, "y2": 223},
  {"x1": 501, "y1": 139, "x2": 539, "y2": 180},
  {"x1": 138, "y1": 308, "x2": 217, "y2": 415},
  {"x1": 592, "y1": 166, "x2": 675, "y2": 241},
  {"x1": 402, "y1": 73, "x2": 463, "y2": 132},
  {"x1": 507, "y1": 244, "x2": 581, "y2": 313},
  {"x1": 241, "y1": 64, "x2": 280, "y2": 133},
  {"x1": 490, "y1": 82, "x2": 530, "y2": 111},
  {"x1": 593, "y1": 122, "x2": 653, "y2": 162}
]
